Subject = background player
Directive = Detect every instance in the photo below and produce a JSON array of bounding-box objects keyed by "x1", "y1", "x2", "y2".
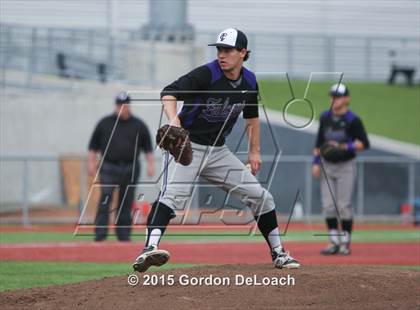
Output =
[
  {"x1": 133, "y1": 28, "x2": 300, "y2": 272},
  {"x1": 312, "y1": 84, "x2": 370, "y2": 255},
  {"x1": 88, "y1": 92, "x2": 155, "y2": 241}
]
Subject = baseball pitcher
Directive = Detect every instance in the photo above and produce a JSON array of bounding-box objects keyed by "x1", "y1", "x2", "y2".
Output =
[{"x1": 133, "y1": 28, "x2": 300, "y2": 272}]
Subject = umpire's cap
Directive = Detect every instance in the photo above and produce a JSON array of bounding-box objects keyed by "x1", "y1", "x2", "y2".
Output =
[
  {"x1": 115, "y1": 91, "x2": 131, "y2": 104},
  {"x1": 208, "y1": 28, "x2": 248, "y2": 50},
  {"x1": 330, "y1": 83, "x2": 350, "y2": 97}
]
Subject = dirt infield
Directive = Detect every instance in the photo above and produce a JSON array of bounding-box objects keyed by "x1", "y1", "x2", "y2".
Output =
[
  {"x1": 1, "y1": 265, "x2": 419, "y2": 309},
  {"x1": 1, "y1": 223, "x2": 418, "y2": 308}
]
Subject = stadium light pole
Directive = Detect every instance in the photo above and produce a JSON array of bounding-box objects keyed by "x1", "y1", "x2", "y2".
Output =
[
  {"x1": 106, "y1": 0, "x2": 117, "y2": 79},
  {"x1": 141, "y1": 0, "x2": 194, "y2": 42},
  {"x1": 107, "y1": 0, "x2": 117, "y2": 39}
]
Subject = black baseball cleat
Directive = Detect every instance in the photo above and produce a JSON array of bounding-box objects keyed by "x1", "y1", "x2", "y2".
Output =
[
  {"x1": 271, "y1": 247, "x2": 301, "y2": 269},
  {"x1": 320, "y1": 243, "x2": 340, "y2": 255},
  {"x1": 132, "y1": 245, "x2": 170, "y2": 273}
]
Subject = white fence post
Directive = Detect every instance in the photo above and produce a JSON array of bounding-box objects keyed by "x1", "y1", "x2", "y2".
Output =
[{"x1": 22, "y1": 159, "x2": 30, "y2": 226}]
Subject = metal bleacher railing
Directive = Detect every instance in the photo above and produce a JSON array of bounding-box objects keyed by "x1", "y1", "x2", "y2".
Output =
[{"x1": 1, "y1": 23, "x2": 419, "y2": 88}]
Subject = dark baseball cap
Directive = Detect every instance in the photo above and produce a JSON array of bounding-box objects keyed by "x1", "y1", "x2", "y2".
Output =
[
  {"x1": 329, "y1": 83, "x2": 350, "y2": 97},
  {"x1": 115, "y1": 91, "x2": 131, "y2": 104},
  {"x1": 208, "y1": 28, "x2": 248, "y2": 49}
]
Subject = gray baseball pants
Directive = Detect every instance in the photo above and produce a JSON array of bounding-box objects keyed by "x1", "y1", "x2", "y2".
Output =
[
  {"x1": 158, "y1": 142, "x2": 275, "y2": 216},
  {"x1": 320, "y1": 159, "x2": 356, "y2": 220}
]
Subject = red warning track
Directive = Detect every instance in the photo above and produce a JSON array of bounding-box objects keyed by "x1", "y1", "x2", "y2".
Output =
[{"x1": 1, "y1": 242, "x2": 418, "y2": 266}]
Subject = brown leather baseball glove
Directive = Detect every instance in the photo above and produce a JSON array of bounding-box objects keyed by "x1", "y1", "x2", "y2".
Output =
[
  {"x1": 320, "y1": 142, "x2": 347, "y2": 162},
  {"x1": 156, "y1": 125, "x2": 193, "y2": 166}
]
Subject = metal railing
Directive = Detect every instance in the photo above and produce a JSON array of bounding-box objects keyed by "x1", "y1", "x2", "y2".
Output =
[
  {"x1": 1, "y1": 23, "x2": 419, "y2": 89},
  {"x1": 1, "y1": 155, "x2": 418, "y2": 225},
  {"x1": 0, "y1": 155, "x2": 88, "y2": 226}
]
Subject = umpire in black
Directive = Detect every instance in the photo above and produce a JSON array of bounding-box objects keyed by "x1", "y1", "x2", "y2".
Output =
[{"x1": 88, "y1": 92, "x2": 154, "y2": 241}]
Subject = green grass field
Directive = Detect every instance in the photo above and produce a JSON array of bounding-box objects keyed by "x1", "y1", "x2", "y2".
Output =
[
  {"x1": 1, "y1": 227, "x2": 418, "y2": 291},
  {"x1": 258, "y1": 80, "x2": 420, "y2": 145},
  {"x1": 1, "y1": 229, "x2": 418, "y2": 243},
  {"x1": 0, "y1": 262, "x2": 193, "y2": 291}
]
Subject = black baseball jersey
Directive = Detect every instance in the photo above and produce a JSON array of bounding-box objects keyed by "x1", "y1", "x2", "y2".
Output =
[
  {"x1": 89, "y1": 114, "x2": 152, "y2": 163},
  {"x1": 316, "y1": 109, "x2": 370, "y2": 162},
  {"x1": 161, "y1": 59, "x2": 259, "y2": 146}
]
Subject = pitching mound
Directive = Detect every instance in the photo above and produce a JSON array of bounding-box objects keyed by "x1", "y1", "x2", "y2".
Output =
[{"x1": 1, "y1": 265, "x2": 419, "y2": 309}]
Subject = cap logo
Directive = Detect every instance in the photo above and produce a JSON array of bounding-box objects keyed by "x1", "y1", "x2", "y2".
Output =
[
  {"x1": 118, "y1": 92, "x2": 128, "y2": 100},
  {"x1": 219, "y1": 32, "x2": 228, "y2": 41}
]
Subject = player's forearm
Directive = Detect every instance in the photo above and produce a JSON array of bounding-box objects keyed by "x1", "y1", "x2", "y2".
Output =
[
  {"x1": 246, "y1": 118, "x2": 261, "y2": 154},
  {"x1": 161, "y1": 95, "x2": 180, "y2": 127},
  {"x1": 88, "y1": 150, "x2": 99, "y2": 164},
  {"x1": 145, "y1": 152, "x2": 155, "y2": 176},
  {"x1": 87, "y1": 150, "x2": 100, "y2": 175},
  {"x1": 146, "y1": 152, "x2": 154, "y2": 166},
  {"x1": 353, "y1": 140, "x2": 365, "y2": 151},
  {"x1": 337, "y1": 140, "x2": 365, "y2": 152},
  {"x1": 312, "y1": 148, "x2": 321, "y2": 165}
]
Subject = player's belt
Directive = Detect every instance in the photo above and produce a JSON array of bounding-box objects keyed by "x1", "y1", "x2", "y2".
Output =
[{"x1": 104, "y1": 160, "x2": 133, "y2": 166}]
